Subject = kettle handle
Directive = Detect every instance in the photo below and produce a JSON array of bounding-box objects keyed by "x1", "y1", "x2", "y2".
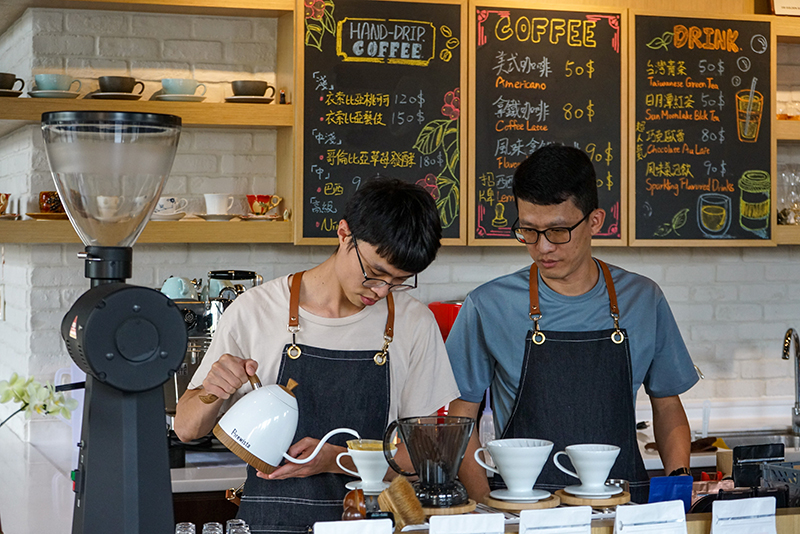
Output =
[
  {"x1": 283, "y1": 427, "x2": 361, "y2": 464},
  {"x1": 199, "y1": 373, "x2": 262, "y2": 404},
  {"x1": 383, "y1": 420, "x2": 416, "y2": 477}
]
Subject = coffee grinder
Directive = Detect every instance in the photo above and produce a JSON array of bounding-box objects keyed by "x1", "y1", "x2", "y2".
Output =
[{"x1": 41, "y1": 111, "x2": 188, "y2": 534}]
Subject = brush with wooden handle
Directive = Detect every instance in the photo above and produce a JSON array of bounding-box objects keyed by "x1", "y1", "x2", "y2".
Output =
[
  {"x1": 199, "y1": 374, "x2": 262, "y2": 403},
  {"x1": 378, "y1": 476, "x2": 425, "y2": 531}
]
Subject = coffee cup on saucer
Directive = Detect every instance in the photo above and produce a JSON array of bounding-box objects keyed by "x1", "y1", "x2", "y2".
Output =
[
  {"x1": 99, "y1": 76, "x2": 144, "y2": 94},
  {"x1": 162, "y1": 78, "x2": 206, "y2": 96},
  {"x1": 34, "y1": 73, "x2": 81, "y2": 92},
  {"x1": 475, "y1": 438, "x2": 553, "y2": 501},
  {"x1": 232, "y1": 80, "x2": 275, "y2": 99},
  {"x1": 155, "y1": 196, "x2": 189, "y2": 214},
  {"x1": 204, "y1": 194, "x2": 235, "y2": 215},
  {"x1": 336, "y1": 439, "x2": 396, "y2": 494},
  {"x1": 554, "y1": 443, "x2": 621, "y2": 497},
  {"x1": 246, "y1": 194, "x2": 281, "y2": 215},
  {"x1": 0, "y1": 73, "x2": 24, "y2": 91}
]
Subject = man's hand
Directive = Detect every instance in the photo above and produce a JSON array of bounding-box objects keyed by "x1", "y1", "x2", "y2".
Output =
[
  {"x1": 448, "y1": 399, "x2": 491, "y2": 503},
  {"x1": 257, "y1": 438, "x2": 347, "y2": 480},
  {"x1": 650, "y1": 394, "x2": 691, "y2": 475},
  {"x1": 202, "y1": 354, "x2": 258, "y2": 400}
]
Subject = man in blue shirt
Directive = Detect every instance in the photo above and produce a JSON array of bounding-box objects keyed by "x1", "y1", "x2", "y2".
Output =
[{"x1": 447, "y1": 145, "x2": 697, "y2": 503}]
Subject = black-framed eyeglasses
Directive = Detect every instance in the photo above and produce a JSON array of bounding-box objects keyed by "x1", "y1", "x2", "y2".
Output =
[
  {"x1": 512, "y1": 211, "x2": 592, "y2": 245},
  {"x1": 352, "y1": 236, "x2": 417, "y2": 292}
]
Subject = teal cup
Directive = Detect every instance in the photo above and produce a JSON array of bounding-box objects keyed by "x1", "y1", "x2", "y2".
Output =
[
  {"x1": 34, "y1": 74, "x2": 81, "y2": 92},
  {"x1": 161, "y1": 78, "x2": 207, "y2": 96}
]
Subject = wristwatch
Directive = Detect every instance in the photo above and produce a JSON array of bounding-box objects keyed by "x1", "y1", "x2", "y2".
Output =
[{"x1": 669, "y1": 467, "x2": 692, "y2": 477}]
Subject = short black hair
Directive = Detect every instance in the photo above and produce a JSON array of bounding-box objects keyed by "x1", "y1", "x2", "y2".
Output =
[
  {"x1": 343, "y1": 176, "x2": 442, "y2": 273},
  {"x1": 512, "y1": 145, "x2": 598, "y2": 216}
]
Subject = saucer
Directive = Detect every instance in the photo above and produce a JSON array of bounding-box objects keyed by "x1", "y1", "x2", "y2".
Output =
[
  {"x1": 28, "y1": 90, "x2": 80, "y2": 99},
  {"x1": 489, "y1": 489, "x2": 550, "y2": 502},
  {"x1": 240, "y1": 214, "x2": 282, "y2": 221},
  {"x1": 344, "y1": 480, "x2": 390, "y2": 495},
  {"x1": 84, "y1": 91, "x2": 142, "y2": 100},
  {"x1": 153, "y1": 94, "x2": 206, "y2": 102},
  {"x1": 26, "y1": 212, "x2": 69, "y2": 220},
  {"x1": 564, "y1": 484, "x2": 623, "y2": 499},
  {"x1": 150, "y1": 211, "x2": 187, "y2": 221},
  {"x1": 198, "y1": 213, "x2": 237, "y2": 221},
  {"x1": 0, "y1": 89, "x2": 22, "y2": 98},
  {"x1": 0, "y1": 213, "x2": 20, "y2": 220},
  {"x1": 225, "y1": 96, "x2": 274, "y2": 104}
]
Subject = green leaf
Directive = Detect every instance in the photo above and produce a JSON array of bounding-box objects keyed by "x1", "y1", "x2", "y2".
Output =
[
  {"x1": 436, "y1": 180, "x2": 460, "y2": 228},
  {"x1": 414, "y1": 120, "x2": 450, "y2": 155},
  {"x1": 646, "y1": 31, "x2": 674, "y2": 51},
  {"x1": 653, "y1": 224, "x2": 672, "y2": 237},
  {"x1": 671, "y1": 208, "x2": 689, "y2": 230},
  {"x1": 321, "y1": 9, "x2": 336, "y2": 35}
]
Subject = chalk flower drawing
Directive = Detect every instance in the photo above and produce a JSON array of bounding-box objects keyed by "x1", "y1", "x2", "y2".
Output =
[
  {"x1": 414, "y1": 88, "x2": 460, "y2": 228},
  {"x1": 305, "y1": 0, "x2": 336, "y2": 52}
]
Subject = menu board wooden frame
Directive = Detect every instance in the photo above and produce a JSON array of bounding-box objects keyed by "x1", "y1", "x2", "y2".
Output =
[
  {"x1": 294, "y1": 0, "x2": 469, "y2": 245},
  {"x1": 629, "y1": 10, "x2": 777, "y2": 247},
  {"x1": 467, "y1": 1, "x2": 628, "y2": 247}
]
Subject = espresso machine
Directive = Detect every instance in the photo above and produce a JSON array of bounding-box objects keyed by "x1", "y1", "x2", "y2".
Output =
[{"x1": 42, "y1": 111, "x2": 186, "y2": 534}]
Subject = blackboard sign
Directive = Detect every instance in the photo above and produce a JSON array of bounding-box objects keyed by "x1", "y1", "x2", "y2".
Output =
[
  {"x1": 300, "y1": 0, "x2": 465, "y2": 242},
  {"x1": 633, "y1": 15, "x2": 773, "y2": 243},
  {"x1": 472, "y1": 6, "x2": 625, "y2": 242}
]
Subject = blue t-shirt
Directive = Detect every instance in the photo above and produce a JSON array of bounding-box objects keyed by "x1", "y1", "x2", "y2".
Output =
[{"x1": 445, "y1": 260, "x2": 698, "y2": 434}]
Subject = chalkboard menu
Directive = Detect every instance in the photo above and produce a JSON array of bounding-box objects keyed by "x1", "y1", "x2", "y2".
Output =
[
  {"x1": 300, "y1": 0, "x2": 465, "y2": 242},
  {"x1": 472, "y1": 6, "x2": 625, "y2": 242},
  {"x1": 633, "y1": 15, "x2": 773, "y2": 243}
]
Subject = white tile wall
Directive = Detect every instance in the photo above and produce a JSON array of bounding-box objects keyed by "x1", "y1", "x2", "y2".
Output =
[{"x1": 1, "y1": 8, "x2": 798, "y2": 440}]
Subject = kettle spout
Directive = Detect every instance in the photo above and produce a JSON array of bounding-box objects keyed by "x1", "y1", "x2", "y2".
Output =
[{"x1": 283, "y1": 427, "x2": 361, "y2": 464}]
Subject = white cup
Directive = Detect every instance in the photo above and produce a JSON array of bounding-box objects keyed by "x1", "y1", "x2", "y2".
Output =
[
  {"x1": 336, "y1": 439, "x2": 395, "y2": 492},
  {"x1": 204, "y1": 194, "x2": 234, "y2": 215},
  {"x1": 96, "y1": 195, "x2": 123, "y2": 220},
  {"x1": 475, "y1": 438, "x2": 553, "y2": 494},
  {"x1": 553, "y1": 444, "x2": 620, "y2": 491},
  {"x1": 156, "y1": 196, "x2": 188, "y2": 214}
]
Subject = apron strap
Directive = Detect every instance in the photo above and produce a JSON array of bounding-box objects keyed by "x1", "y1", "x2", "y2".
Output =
[
  {"x1": 529, "y1": 259, "x2": 624, "y2": 345},
  {"x1": 286, "y1": 271, "x2": 395, "y2": 364}
]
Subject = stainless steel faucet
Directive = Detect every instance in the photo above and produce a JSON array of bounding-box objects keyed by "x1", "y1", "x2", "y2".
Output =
[{"x1": 782, "y1": 328, "x2": 800, "y2": 435}]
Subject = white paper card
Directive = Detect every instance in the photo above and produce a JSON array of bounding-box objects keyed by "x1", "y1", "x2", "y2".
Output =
[
  {"x1": 313, "y1": 518, "x2": 393, "y2": 534},
  {"x1": 710, "y1": 496, "x2": 776, "y2": 534},
  {"x1": 428, "y1": 513, "x2": 504, "y2": 534},
  {"x1": 614, "y1": 500, "x2": 687, "y2": 534},
  {"x1": 519, "y1": 506, "x2": 592, "y2": 534}
]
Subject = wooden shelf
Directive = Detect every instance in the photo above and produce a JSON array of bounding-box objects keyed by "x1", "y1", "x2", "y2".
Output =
[
  {"x1": 775, "y1": 224, "x2": 800, "y2": 245},
  {"x1": 0, "y1": 219, "x2": 293, "y2": 244},
  {"x1": 776, "y1": 119, "x2": 800, "y2": 141},
  {"x1": 0, "y1": 98, "x2": 294, "y2": 128}
]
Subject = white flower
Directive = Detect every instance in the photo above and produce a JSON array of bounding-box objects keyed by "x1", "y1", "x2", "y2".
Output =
[{"x1": 0, "y1": 374, "x2": 79, "y2": 427}]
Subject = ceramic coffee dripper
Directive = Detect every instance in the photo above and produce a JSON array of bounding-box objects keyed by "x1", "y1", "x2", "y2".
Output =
[
  {"x1": 336, "y1": 439, "x2": 396, "y2": 493},
  {"x1": 474, "y1": 438, "x2": 553, "y2": 500},
  {"x1": 203, "y1": 375, "x2": 360, "y2": 475},
  {"x1": 553, "y1": 443, "x2": 621, "y2": 496},
  {"x1": 383, "y1": 415, "x2": 474, "y2": 507}
]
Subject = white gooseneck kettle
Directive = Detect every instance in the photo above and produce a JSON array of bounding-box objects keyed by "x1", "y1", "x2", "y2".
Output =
[{"x1": 201, "y1": 375, "x2": 359, "y2": 474}]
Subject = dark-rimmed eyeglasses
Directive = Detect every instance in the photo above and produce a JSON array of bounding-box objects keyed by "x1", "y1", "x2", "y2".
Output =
[
  {"x1": 512, "y1": 211, "x2": 591, "y2": 245},
  {"x1": 352, "y1": 236, "x2": 417, "y2": 292}
]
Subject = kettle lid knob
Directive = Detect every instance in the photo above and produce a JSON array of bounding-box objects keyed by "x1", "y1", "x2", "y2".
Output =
[{"x1": 280, "y1": 378, "x2": 299, "y2": 397}]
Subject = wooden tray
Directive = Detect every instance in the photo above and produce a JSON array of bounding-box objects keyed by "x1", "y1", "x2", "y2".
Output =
[
  {"x1": 422, "y1": 499, "x2": 477, "y2": 516},
  {"x1": 555, "y1": 489, "x2": 630, "y2": 508},
  {"x1": 485, "y1": 493, "x2": 560, "y2": 511}
]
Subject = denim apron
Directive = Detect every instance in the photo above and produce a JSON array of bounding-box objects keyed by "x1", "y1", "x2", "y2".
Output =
[
  {"x1": 238, "y1": 271, "x2": 393, "y2": 533},
  {"x1": 495, "y1": 259, "x2": 650, "y2": 503}
]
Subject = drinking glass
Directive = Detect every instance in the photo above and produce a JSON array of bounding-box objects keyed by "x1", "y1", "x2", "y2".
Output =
[
  {"x1": 202, "y1": 523, "x2": 223, "y2": 534},
  {"x1": 175, "y1": 523, "x2": 196, "y2": 534},
  {"x1": 226, "y1": 519, "x2": 247, "y2": 534},
  {"x1": 697, "y1": 193, "x2": 732, "y2": 237}
]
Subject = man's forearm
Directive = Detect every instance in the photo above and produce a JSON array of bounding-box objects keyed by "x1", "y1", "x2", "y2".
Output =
[
  {"x1": 651, "y1": 395, "x2": 691, "y2": 475},
  {"x1": 449, "y1": 399, "x2": 491, "y2": 503},
  {"x1": 174, "y1": 388, "x2": 223, "y2": 442}
]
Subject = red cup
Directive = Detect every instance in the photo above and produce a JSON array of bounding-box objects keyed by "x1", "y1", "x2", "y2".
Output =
[{"x1": 246, "y1": 194, "x2": 281, "y2": 215}]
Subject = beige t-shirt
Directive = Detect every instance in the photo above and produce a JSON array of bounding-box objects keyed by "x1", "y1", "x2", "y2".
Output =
[{"x1": 188, "y1": 275, "x2": 460, "y2": 421}]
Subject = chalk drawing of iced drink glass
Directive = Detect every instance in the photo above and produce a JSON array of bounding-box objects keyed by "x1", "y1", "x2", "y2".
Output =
[
  {"x1": 739, "y1": 170, "x2": 771, "y2": 233},
  {"x1": 736, "y1": 88, "x2": 763, "y2": 143},
  {"x1": 697, "y1": 193, "x2": 732, "y2": 238}
]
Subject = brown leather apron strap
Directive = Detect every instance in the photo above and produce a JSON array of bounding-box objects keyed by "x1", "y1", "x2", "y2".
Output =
[
  {"x1": 287, "y1": 271, "x2": 394, "y2": 365},
  {"x1": 529, "y1": 259, "x2": 624, "y2": 344}
]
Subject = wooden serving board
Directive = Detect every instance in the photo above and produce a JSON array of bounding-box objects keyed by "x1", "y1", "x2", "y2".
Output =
[
  {"x1": 485, "y1": 494, "x2": 560, "y2": 511},
  {"x1": 422, "y1": 499, "x2": 477, "y2": 516},
  {"x1": 555, "y1": 489, "x2": 630, "y2": 508}
]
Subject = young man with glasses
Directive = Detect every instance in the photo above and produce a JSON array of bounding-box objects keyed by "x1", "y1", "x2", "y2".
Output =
[
  {"x1": 446, "y1": 145, "x2": 697, "y2": 504},
  {"x1": 175, "y1": 177, "x2": 459, "y2": 533}
]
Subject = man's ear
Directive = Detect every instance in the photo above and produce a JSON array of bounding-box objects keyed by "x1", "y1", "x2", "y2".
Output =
[
  {"x1": 589, "y1": 209, "x2": 606, "y2": 236},
  {"x1": 337, "y1": 219, "x2": 350, "y2": 245}
]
